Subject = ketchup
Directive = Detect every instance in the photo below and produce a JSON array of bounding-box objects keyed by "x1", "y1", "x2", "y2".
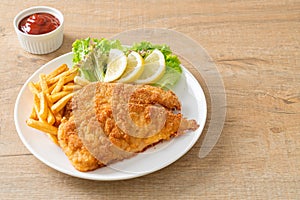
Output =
[{"x1": 18, "y1": 13, "x2": 60, "y2": 35}]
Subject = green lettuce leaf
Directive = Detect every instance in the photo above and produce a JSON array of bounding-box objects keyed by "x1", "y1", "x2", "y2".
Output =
[
  {"x1": 72, "y1": 38, "x2": 182, "y2": 88},
  {"x1": 94, "y1": 38, "x2": 124, "y2": 53},
  {"x1": 128, "y1": 41, "x2": 182, "y2": 88},
  {"x1": 72, "y1": 38, "x2": 124, "y2": 81},
  {"x1": 72, "y1": 37, "x2": 92, "y2": 64}
]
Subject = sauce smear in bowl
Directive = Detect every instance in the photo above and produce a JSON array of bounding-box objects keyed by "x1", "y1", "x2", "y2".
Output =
[{"x1": 18, "y1": 13, "x2": 60, "y2": 35}]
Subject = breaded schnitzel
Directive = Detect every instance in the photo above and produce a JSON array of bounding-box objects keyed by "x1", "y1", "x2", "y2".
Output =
[{"x1": 58, "y1": 83, "x2": 199, "y2": 172}]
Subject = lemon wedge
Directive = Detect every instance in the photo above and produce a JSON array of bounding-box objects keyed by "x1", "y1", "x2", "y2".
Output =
[
  {"x1": 118, "y1": 51, "x2": 144, "y2": 83},
  {"x1": 104, "y1": 49, "x2": 127, "y2": 82},
  {"x1": 135, "y1": 49, "x2": 166, "y2": 84}
]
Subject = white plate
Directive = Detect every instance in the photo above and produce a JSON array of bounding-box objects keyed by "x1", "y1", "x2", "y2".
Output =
[{"x1": 14, "y1": 52, "x2": 207, "y2": 180}]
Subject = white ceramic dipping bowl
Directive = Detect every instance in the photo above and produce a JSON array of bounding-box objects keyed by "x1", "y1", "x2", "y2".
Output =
[{"x1": 13, "y1": 6, "x2": 64, "y2": 54}]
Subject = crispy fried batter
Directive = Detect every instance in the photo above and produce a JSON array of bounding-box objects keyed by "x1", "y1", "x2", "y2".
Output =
[
  {"x1": 58, "y1": 83, "x2": 199, "y2": 171},
  {"x1": 58, "y1": 117, "x2": 105, "y2": 171}
]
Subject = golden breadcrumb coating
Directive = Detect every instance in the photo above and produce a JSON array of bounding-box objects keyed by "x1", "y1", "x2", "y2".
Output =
[{"x1": 58, "y1": 83, "x2": 199, "y2": 172}]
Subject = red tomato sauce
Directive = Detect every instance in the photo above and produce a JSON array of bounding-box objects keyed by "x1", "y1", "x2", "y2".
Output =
[{"x1": 19, "y1": 13, "x2": 60, "y2": 35}]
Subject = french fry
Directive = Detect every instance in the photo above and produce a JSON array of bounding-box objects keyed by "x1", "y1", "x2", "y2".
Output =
[
  {"x1": 26, "y1": 119, "x2": 58, "y2": 135},
  {"x1": 33, "y1": 94, "x2": 41, "y2": 121},
  {"x1": 51, "y1": 76, "x2": 65, "y2": 95},
  {"x1": 51, "y1": 93, "x2": 73, "y2": 114},
  {"x1": 38, "y1": 92, "x2": 48, "y2": 121},
  {"x1": 63, "y1": 84, "x2": 82, "y2": 91},
  {"x1": 28, "y1": 82, "x2": 39, "y2": 95},
  {"x1": 47, "y1": 133, "x2": 59, "y2": 146},
  {"x1": 27, "y1": 63, "x2": 78, "y2": 145},
  {"x1": 64, "y1": 71, "x2": 78, "y2": 84},
  {"x1": 46, "y1": 64, "x2": 68, "y2": 79},
  {"x1": 39, "y1": 74, "x2": 49, "y2": 94},
  {"x1": 47, "y1": 107, "x2": 56, "y2": 125},
  {"x1": 49, "y1": 91, "x2": 71, "y2": 103},
  {"x1": 47, "y1": 68, "x2": 78, "y2": 85},
  {"x1": 56, "y1": 109, "x2": 65, "y2": 124},
  {"x1": 48, "y1": 82, "x2": 57, "y2": 94},
  {"x1": 33, "y1": 82, "x2": 41, "y2": 92},
  {"x1": 29, "y1": 107, "x2": 38, "y2": 120},
  {"x1": 45, "y1": 93, "x2": 53, "y2": 107},
  {"x1": 54, "y1": 111, "x2": 62, "y2": 126}
]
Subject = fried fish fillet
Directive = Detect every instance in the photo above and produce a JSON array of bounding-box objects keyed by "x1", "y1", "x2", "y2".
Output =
[{"x1": 58, "y1": 83, "x2": 199, "y2": 172}]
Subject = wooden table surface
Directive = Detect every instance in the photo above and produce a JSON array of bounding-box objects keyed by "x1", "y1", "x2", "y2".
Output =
[{"x1": 1, "y1": 0, "x2": 299, "y2": 199}]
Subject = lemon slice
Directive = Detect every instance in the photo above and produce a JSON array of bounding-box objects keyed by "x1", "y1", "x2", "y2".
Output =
[
  {"x1": 104, "y1": 49, "x2": 127, "y2": 82},
  {"x1": 118, "y1": 51, "x2": 144, "y2": 83},
  {"x1": 135, "y1": 49, "x2": 166, "y2": 84}
]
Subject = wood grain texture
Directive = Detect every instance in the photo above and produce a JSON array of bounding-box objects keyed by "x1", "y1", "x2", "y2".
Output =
[{"x1": 0, "y1": 0, "x2": 299, "y2": 199}]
